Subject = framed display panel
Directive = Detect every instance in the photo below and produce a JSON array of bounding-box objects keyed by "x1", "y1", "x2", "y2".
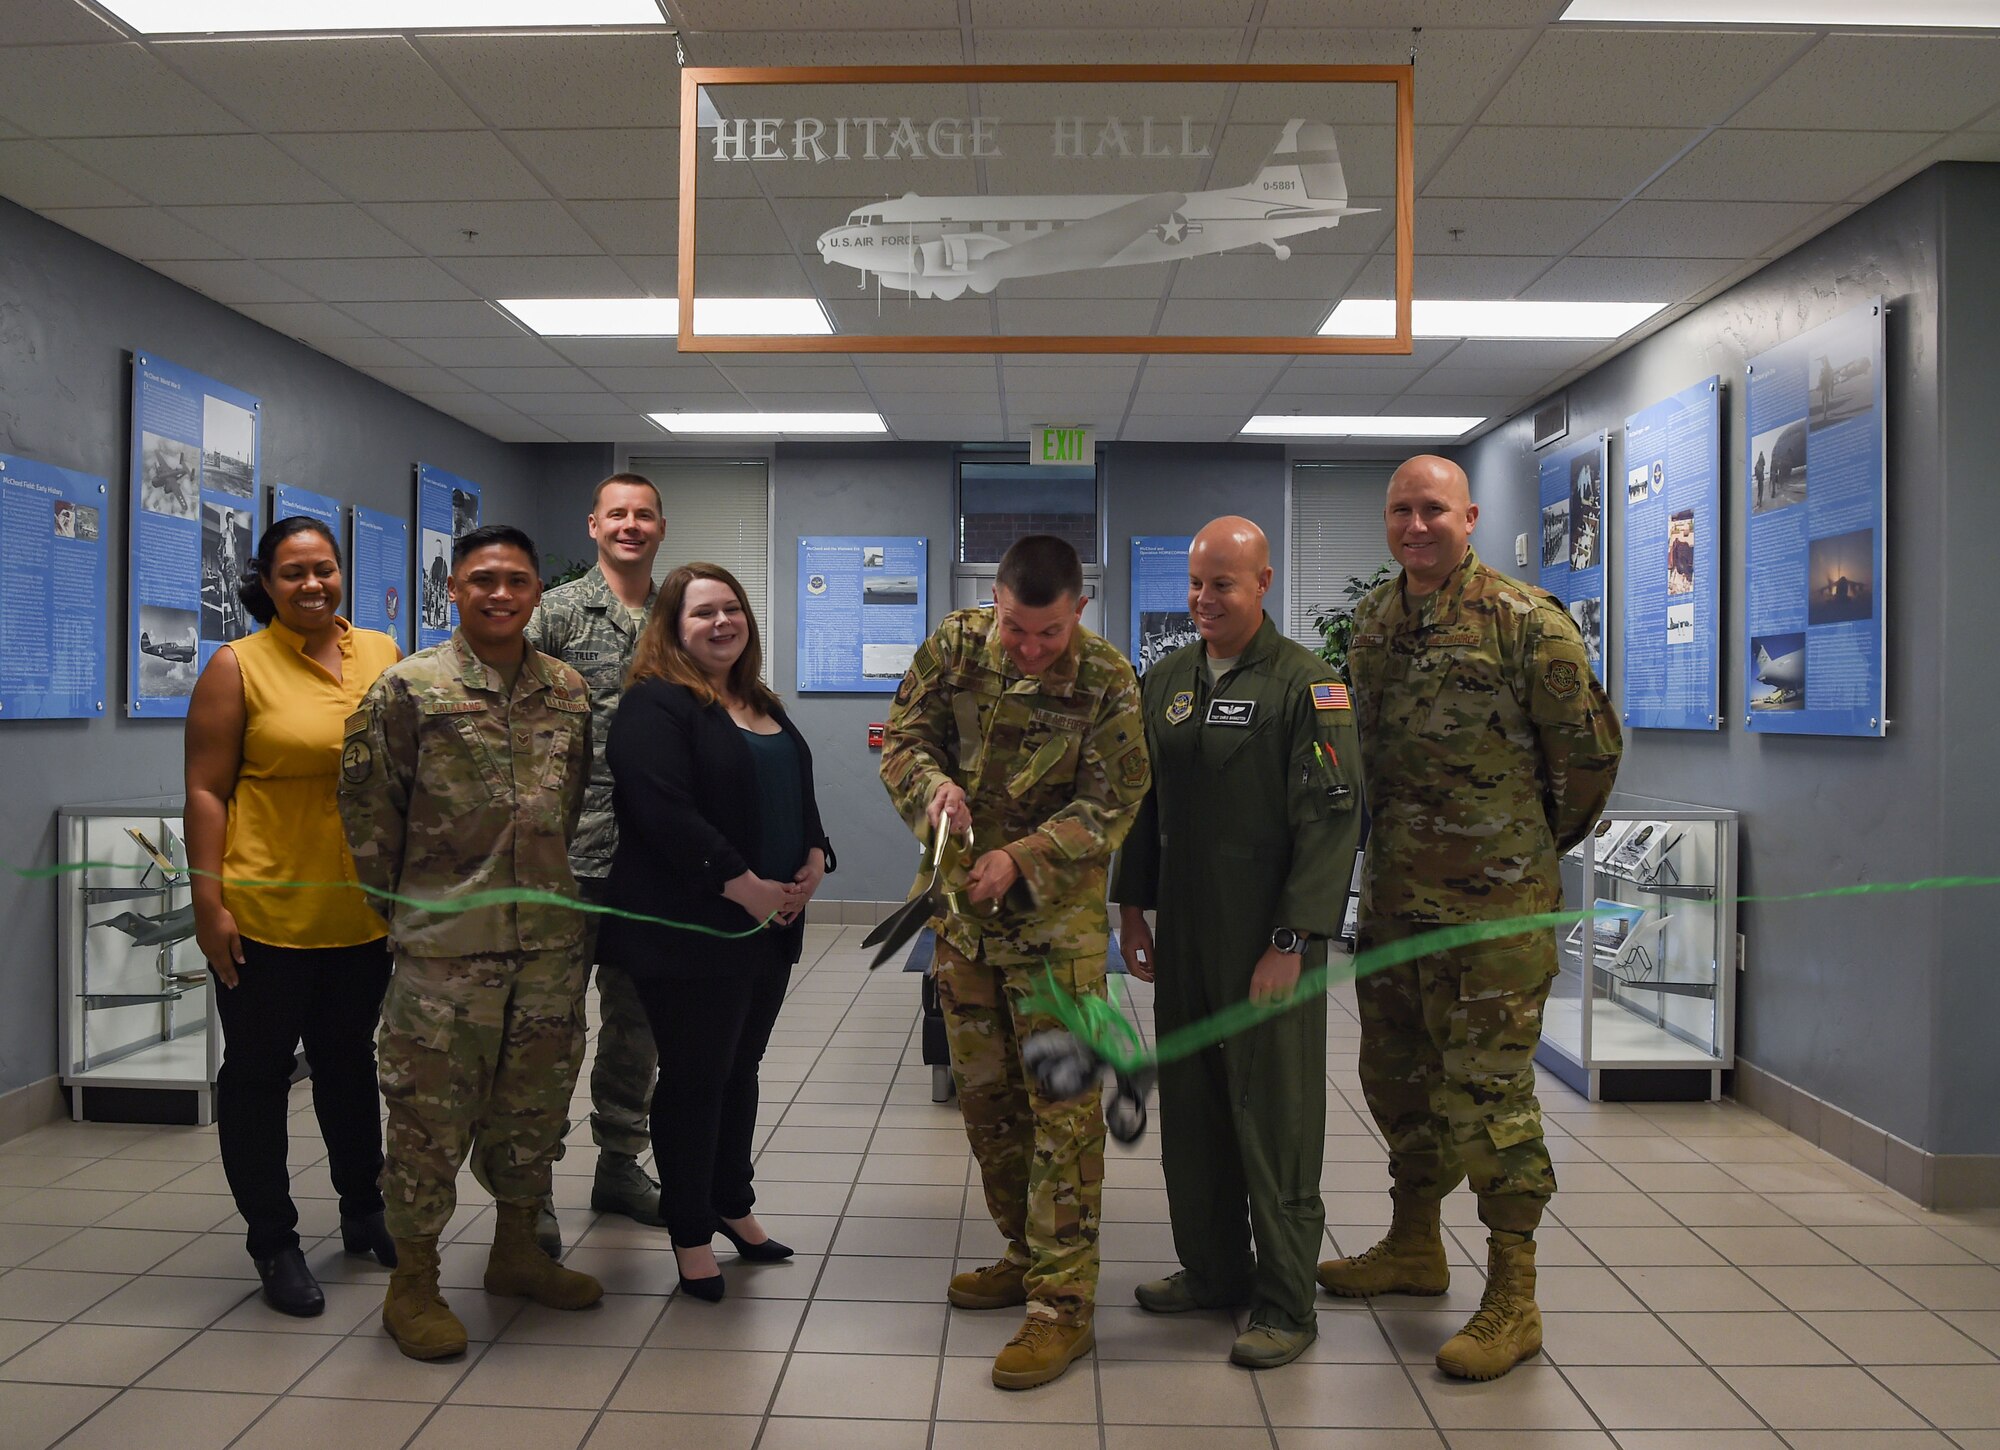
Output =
[
  {"x1": 1536, "y1": 431, "x2": 1610, "y2": 688},
  {"x1": 677, "y1": 65, "x2": 1414, "y2": 356},
  {"x1": 0, "y1": 452, "x2": 108, "y2": 720},
  {"x1": 1622, "y1": 378, "x2": 1722, "y2": 731},
  {"x1": 414, "y1": 464, "x2": 481, "y2": 653}
]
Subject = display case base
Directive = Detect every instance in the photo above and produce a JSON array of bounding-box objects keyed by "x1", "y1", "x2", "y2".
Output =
[
  {"x1": 70, "y1": 1084, "x2": 211, "y2": 1126},
  {"x1": 1537, "y1": 1041, "x2": 1721, "y2": 1103}
]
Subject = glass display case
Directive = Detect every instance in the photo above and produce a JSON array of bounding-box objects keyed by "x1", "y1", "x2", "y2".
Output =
[
  {"x1": 1539, "y1": 805, "x2": 1739, "y2": 1102},
  {"x1": 57, "y1": 799, "x2": 220, "y2": 1124}
]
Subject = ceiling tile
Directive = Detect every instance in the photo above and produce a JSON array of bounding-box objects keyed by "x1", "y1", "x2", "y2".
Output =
[
  {"x1": 404, "y1": 336, "x2": 563, "y2": 368},
  {"x1": 503, "y1": 129, "x2": 678, "y2": 202},
  {"x1": 1244, "y1": 30, "x2": 1535, "y2": 126},
  {"x1": 2, "y1": 0, "x2": 128, "y2": 43},
  {"x1": 263, "y1": 258, "x2": 475, "y2": 302},
  {"x1": 996, "y1": 299, "x2": 1165, "y2": 335},
  {"x1": 171, "y1": 203, "x2": 415, "y2": 259},
  {"x1": 859, "y1": 365, "x2": 997, "y2": 395},
  {"x1": 1575, "y1": 199, "x2": 1831, "y2": 259},
  {"x1": 623, "y1": 391, "x2": 767, "y2": 413},
  {"x1": 490, "y1": 392, "x2": 630, "y2": 415},
  {"x1": 276, "y1": 132, "x2": 549, "y2": 204},
  {"x1": 0, "y1": 139, "x2": 142, "y2": 207},
  {"x1": 1934, "y1": 133, "x2": 2000, "y2": 164},
  {"x1": 145, "y1": 258, "x2": 312, "y2": 305},
  {"x1": 158, "y1": 38, "x2": 482, "y2": 132},
  {"x1": 1401, "y1": 366, "x2": 1561, "y2": 396},
  {"x1": 1121, "y1": 414, "x2": 1255, "y2": 442},
  {"x1": 1348, "y1": 252, "x2": 1550, "y2": 300},
  {"x1": 888, "y1": 416, "x2": 1007, "y2": 441},
  {"x1": 678, "y1": 0, "x2": 961, "y2": 27},
  {"x1": 714, "y1": 362, "x2": 866, "y2": 391},
  {"x1": 1480, "y1": 28, "x2": 1806, "y2": 128},
  {"x1": 973, "y1": 30, "x2": 1246, "y2": 64},
  {"x1": 302, "y1": 336, "x2": 430, "y2": 370},
  {"x1": 55, "y1": 135, "x2": 338, "y2": 206},
  {"x1": 1258, "y1": 0, "x2": 1554, "y2": 21},
  {"x1": 699, "y1": 198, "x2": 799, "y2": 256},
  {"x1": 586, "y1": 366, "x2": 730, "y2": 393},
  {"x1": 484, "y1": 420, "x2": 569, "y2": 442},
  {"x1": 1430, "y1": 338, "x2": 1606, "y2": 372},
  {"x1": 1425, "y1": 126, "x2": 1701, "y2": 200},
  {"x1": 350, "y1": 364, "x2": 476, "y2": 393},
  {"x1": 41, "y1": 206, "x2": 235, "y2": 259},
  {"x1": 1289, "y1": 339, "x2": 1457, "y2": 370},
  {"x1": 1644, "y1": 129, "x2": 1942, "y2": 205},
  {"x1": 542, "y1": 415, "x2": 668, "y2": 443},
  {"x1": 449, "y1": 367, "x2": 608, "y2": 392},
  {"x1": 1732, "y1": 35, "x2": 2000, "y2": 133},
  {"x1": 572, "y1": 201, "x2": 681, "y2": 256},
  {"x1": 1169, "y1": 252, "x2": 1369, "y2": 302},
  {"x1": 1415, "y1": 198, "x2": 1609, "y2": 255},
  {"x1": 695, "y1": 253, "x2": 817, "y2": 296},
  {"x1": 1522, "y1": 255, "x2": 1743, "y2": 303},
  {"x1": 436, "y1": 254, "x2": 645, "y2": 298},
  {"x1": 0, "y1": 44, "x2": 245, "y2": 137},
  {"x1": 970, "y1": 0, "x2": 1253, "y2": 22},
  {"x1": 364, "y1": 200, "x2": 606, "y2": 257},
  {"x1": 336, "y1": 299, "x2": 525, "y2": 338},
  {"x1": 232, "y1": 301, "x2": 375, "y2": 339},
  {"x1": 416, "y1": 32, "x2": 681, "y2": 129},
  {"x1": 559, "y1": 339, "x2": 727, "y2": 366},
  {"x1": 694, "y1": 31, "x2": 965, "y2": 65}
]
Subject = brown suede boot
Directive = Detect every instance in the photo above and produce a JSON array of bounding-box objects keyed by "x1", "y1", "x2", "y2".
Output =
[
  {"x1": 382, "y1": 1236, "x2": 468, "y2": 1361},
  {"x1": 949, "y1": 1259, "x2": 1029, "y2": 1310},
  {"x1": 484, "y1": 1202, "x2": 604, "y2": 1310},
  {"x1": 1316, "y1": 1189, "x2": 1450, "y2": 1298},
  {"x1": 1436, "y1": 1231, "x2": 1542, "y2": 1380},
  {"x1": 991, "y1": 1315, "x2": 1095, "y2": 1389}
]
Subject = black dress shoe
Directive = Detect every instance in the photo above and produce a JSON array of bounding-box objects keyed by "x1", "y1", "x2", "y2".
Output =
[
  {"x1": 717, "y1": 1221, "x2": 793, "y2": 1263},
  {"x1": 673, "y1": 1247, "x2": 726, "y2": 1303},
  {"x1": 254, "y1": 1247, "x2": 325, "y2": 1318},
  {"x1": 341, "y1": 1210, "x2": 397, "y2": 1267}
]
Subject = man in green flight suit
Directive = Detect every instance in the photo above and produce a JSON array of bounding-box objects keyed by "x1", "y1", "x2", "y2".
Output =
[
  {"x1": 1317, "y1": 456, "x2": 1622, "y2": 1382},
  {"x1": 1113, "y1": 516, "x2": 1363, "y2": 1369},
  {"x1": 880, "y1": 534, "x2": 1150, "y2": 1391}
]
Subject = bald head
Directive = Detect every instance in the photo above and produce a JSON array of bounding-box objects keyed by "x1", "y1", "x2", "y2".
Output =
[
  {"x1": 1385, "y1": 453, "x2": 1478, "y2": 597},
  {"x1": 1188, "y1": 515, "x2": 1273, "y2": 658}
]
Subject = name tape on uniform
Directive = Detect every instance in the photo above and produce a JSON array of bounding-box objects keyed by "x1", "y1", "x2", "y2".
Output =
[{"x1": 1206, "y1": 698, "x2": 1256, "y2": 727}]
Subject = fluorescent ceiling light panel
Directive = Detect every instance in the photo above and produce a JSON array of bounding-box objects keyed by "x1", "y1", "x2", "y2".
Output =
[
  {"x1": 1560, "y1": 0, "x2": 2000, "y2": 25},
  {"x1": 99, "y1": 0, "x2": 664, "y2": 30},
  {"x1": 1241, "y1": 416, "x2": 1485, "y2": 439},
  {"x1": 497, "y1": 297, "x2": 832, "y2": 337},
  {"x1": 1321, "y1": 299, "x2": 1668, "y2": 340},
  {"x1": 650, "y1": 412, "x2": 888, "y2": 435}
]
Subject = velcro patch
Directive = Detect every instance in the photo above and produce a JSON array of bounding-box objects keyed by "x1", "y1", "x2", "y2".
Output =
[
  {"x1": 1206, "y1": 698, "x2": 1256, "y2": 727},
  {"x1": 1544, "y1": 658, "x2": 1581, "y2": 700},
  {"x1": 1351, "y1": 632, "x2": 1385, "y2": 647},
  {"x1": 1430, "y1": 629, "x2": 1483, "y2": 648},
  {"x1": 1119, "y1": 747, "x2": 1147, "y2": 788},
  {"x1": 340, "y1": 739, "x2": 372, "y2": 784},
  {"x1": 344, "y1": 708, "x2": 369, "y2": 737},
  {"x1": 1310, "y1": 680, "x2": 1350, "y2": 711},
  {"x1": 1164, "y1": 690, "x2": 1193, "y2": 725}
]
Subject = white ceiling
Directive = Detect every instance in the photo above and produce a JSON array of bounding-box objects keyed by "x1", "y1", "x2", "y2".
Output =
[{"x1": 2, "y1": 0, "x2": 1997, "y2": 448}]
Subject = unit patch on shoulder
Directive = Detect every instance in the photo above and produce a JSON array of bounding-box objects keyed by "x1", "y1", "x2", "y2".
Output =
[
  {"x1": 341, "y1": 738, "x2": 373, "y2": 784},
  {"x1": 1351, "y1": 632, "x2": 1385, "y2": 647},
  {"x1": 1543, "y1": 658, "x2": 1581, "y2": 701},
  {"x1": 1119, "y1": 747, "x2": 1147, "y2": 788},
  {"x1": 1164, "y1": 690, "x2": 1193, "y2": 725},
  {"x1": 1310, "y1": 680, "x2": 1350, "y2": 711}
]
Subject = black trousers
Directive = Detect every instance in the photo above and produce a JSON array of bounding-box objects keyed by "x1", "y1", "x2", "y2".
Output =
[
  {"x1": 211, "y1": 936, "x2": 394, "y2": 1259},
  {"x1": 632, "y1": 955, "x2": 790, "y2": 1247}
]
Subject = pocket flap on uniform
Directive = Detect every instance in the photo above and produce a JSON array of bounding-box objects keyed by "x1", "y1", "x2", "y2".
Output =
[
  {"x1": 548, "y1": 694, "x2": 590, "y2": 714},
  {"x1": 1457, "y1": 938, "x2": 1556, "y2": 1001},
  {"x1": 385, "y1": 987, "x2": 457, "y2": 1051},
  {"x1": 1006, "y1": 733, "x2": 1076, "y2": 798}
]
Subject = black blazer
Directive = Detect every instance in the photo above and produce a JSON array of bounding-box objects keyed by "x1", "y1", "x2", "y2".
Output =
[{"x1": 600, "y1": 678, "x2": 835, "y2": 977}]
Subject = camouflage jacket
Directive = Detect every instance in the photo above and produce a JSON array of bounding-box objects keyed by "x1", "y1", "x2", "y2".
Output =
[
  {"x1": 525, "y1": 563, "x2": 654, "y2": 878},
  {"x1": 1349, "y1": 548, "x2": 1622, "y2": 924},
  {"x1": 880, "y1": 608, "x2": 1150, "y2": 966},
  {"x1": 339, "y1": 631, "x2": 593, "y2": 956}
]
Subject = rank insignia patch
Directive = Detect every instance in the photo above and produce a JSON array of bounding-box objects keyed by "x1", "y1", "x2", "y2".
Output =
[
  {"x1": 1544, "y1": 659, "x2": 1581, "y2": 701},
  {"x1": 1311, "y1": 681, "x2": 1350, "y2": 711},
  {"x1": 1164, "y1": 691, "x2": 1193, "y2": 725}
]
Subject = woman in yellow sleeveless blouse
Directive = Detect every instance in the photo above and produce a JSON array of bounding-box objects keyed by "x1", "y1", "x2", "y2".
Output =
[{"x1": 185, "y1": 517, "x2": 401, "y2": 1317}]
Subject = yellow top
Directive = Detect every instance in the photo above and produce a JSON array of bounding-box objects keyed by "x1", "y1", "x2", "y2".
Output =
[{"x1": 222, "y1": 617, "x2": 401, "y2": 948}]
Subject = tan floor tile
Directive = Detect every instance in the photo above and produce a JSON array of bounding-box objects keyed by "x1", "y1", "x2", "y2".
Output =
[
  {"x1": 108, "y1": 1133, "x2": 219, "y2": 1163},
  {"x1": 1572, "y1": 1226, "x2": 1729, "y2": 1266},
  {"x1": 1375, "y1": 1308, "x2": 1470, "y2": 1365},
  {"x1": 1651, "y1": 1193, "x2": 1795, "y2": 1227},
  {"x1": 935, "y1": 1425, "x2": 1100, "y2": 1450},
  {"x1": 228, "y1": 1396, "x2": 432, "y2": 1450},
  {"x1": 580, "y1": 1412, "x2": 761, "y2": 1450},
  {"x1": 1418, "y1": 1363, "x2": 1598, "y2": 1428},
  {"x1": 1817, "y1": 1226, "x2": 1982, "y2": 1265},
  {"x1": 795, "y1": 1298, "x2": 948, "y2": 1355},
  {"x1": 0, "y1": 1379, "x2": 114, "y2": 1449},
  {"x1": 0, "y1": 1321, "x2": 193, "y2": 1386},
  {"x1": 54, "y1": 1386, "x2": 271, "y2": 1450},
  {"x1": 1618, "y1": 1265, "x2": 1784, "y2": 1312},
  {"x1": 1549, "y1": 1195, "x2": 1679, "y2": 1228},
  {"x1": 149, "y1": 1233, "x2": 260, "y2": 1280},
  {"x1": 752, "y1": 1180, "x2": 859, "y2": 1215},
  {"x1": 1935, "y1": 1223, "x2": 2000, "y2": 1262},
  {"x1": 1724, "y1": 1162, "x2": 1879, "y2": 1195},
  {"x1": 139, "y1": 1327, "x2": 339, "y2": 1393},
  {"x1": 1764, "y1": 1194, "x2": 1922, "y2": 1227},
  {"x1": 1747, "y1": 1266, "x2": 1923, "y2": 1312},
  {"x1": 497, "y1": 1294, "x2": 667, "y2": 1347},
  {"x1": 0, "y1": 1318, "x2": 52, "y2": 1362},
  {"x1": 935, "y1": 1353, "x2": 1099, "y2": 1422},
  {"x1": 858, "y1": 1155, "x2": 969, "y2": 1186},
  {"x1": 646, "y1": 1293, "x2": 806, "y2": 1351},
  {"x1": 1290, "y1": 1307, "x2": 1403, "y2": 1364},
  {"x1": 24, "y1": 1226, "x2": 198, "y2": 1274},
  {"x1": 1274, "y1": 1434, "x2": 1446, "y2": 1450},
  {"x1": 1875, "y1": 1264, "x2": 2000, "y2": 1312},
  {"x1": 1942, "y1": 1311, "x2": 2000, "y2": 1355},
  {"x1": 54, "y1": 1158, "x2": 201, "y2": 1193},
  {"x1": 292, "y1": 1334, "x2": 483, "y2": 1401},
  {"x1": 720, "y1": 1254, "x2": 824, "y2": 1301},
  {"x1": 554, "y1": 1245, "x2": 678, "y2": 1295},
  {"x1": 765, "y1": 1126, "x2": 875, "y2": 1153},
  {"x1": 1693, "y1": 1226, "x2": 1853, "y2": 1265},
  {"x1": 1563, "y1": 1365, "x2": 1761, "y2": 1428},
  {"x1": 945, "y1": 1304, "x2": 1037, "y2": 1359},
  {"x1": 609, "y1": 1347, "x2": 785, "y2": 1414},
  {"x1": 1606, "y1": 1433, "x2": 1785, "y2": 1450},
  {"x1": 1100, "y1": 1359, "x2": 1265, "y2": 1425},
  {"x1": 1945, "y1": 1434, "x2": 2000, "y2": 1450},
  {"x1": 0, "y1": 1188, "x2": 142, "y2": 1225},
  {"x1": 1804, "y1": 1310, "x2": 1998, "y2": 1364},
  {"x1": 1719, "y1": 1364, "x2": 1927, "y2": 1429},
  {"x1": 1537, "y1": 1266, "x2": 1648, "y2": 1311},
  {"x1": 410, "y1": 1404, "x2": 595, "y2": 1449},
  {"x1": 1662, "y1": 1310, "x2": 1845, "y2": 1365},
  {"x1": 1540, "y1": 1310, "x2": 1699, "y2": 1366},
  {"x1": 772, "y1": 1351, "x2": 939, "y2": 1418},
  {"x1": 1259, "y1": 1361, "x2": 1433, "y2": 1428},
  {"x1": 844, "y1": 1184, "x2": 968, "y2": 1218},
  {"x1": 1872, "y1": 1364, "x2": 2000, "y2": 1428},
  {"x1": 0, "y1": 1266, "x2": 133, "y2": 1320},
  {"x1": 449, "y1": 1341, "x2": 633, "y2": 1409},
  {"x1": 1089, "y1": 1304, "x2": 1240, "y2": 1361},
  {"x1": 830, "y1": 1215, "x2": 962, "y2": 1257},
  {"x1": 0, "y1": 1222, "x2": 81, "y2": 1266},
  {"x1": 94, "y1": 1193, "x2": 238, "y2": 1233},
  {"x1": 758, "y1": 1418, "x2": 932, "y2": 1450},
  {"x1": 816, "y1": 1254, "x2": 954, "y2": 1301},
  {"x1": 0, "y1": 1157, "x2": 99, "y2": 1188},
  {"x1": 1442, "y1": 1434, "x2": 1615, "y2": 1450}
]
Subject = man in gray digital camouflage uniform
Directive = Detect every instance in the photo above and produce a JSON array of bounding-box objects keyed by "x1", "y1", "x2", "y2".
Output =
[{"x1": 525, "y1": 472, "x2": 667, "y2": 1249}]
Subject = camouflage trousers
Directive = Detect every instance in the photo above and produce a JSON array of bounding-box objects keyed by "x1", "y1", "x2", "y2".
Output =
[
  {"x1": 578, "y1": 884, "x2": 657, "y2": 1159},
  {"x1": 934, "y1": 939, "x2": 1106, "y2": 1326},
  {"x1": 378, "y1": 946, "x2": 588, "y2": 1240},
  {"x1": 1354, "y1": 918, "x2": 1557, "y2": 1232}
]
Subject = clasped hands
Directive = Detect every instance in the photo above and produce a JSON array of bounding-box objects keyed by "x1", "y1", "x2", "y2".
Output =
[
  {"x1": 725, "y1": 848, "x2": 826, "y2": 928},
  {"x1": 926, "y1": 781, "x2": 1019, "y2": 904}
]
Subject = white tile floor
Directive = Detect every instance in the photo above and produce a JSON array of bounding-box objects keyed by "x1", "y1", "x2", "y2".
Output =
[{"x1": 3, "y1": 923, "x2": 1997, "y2": 1450}]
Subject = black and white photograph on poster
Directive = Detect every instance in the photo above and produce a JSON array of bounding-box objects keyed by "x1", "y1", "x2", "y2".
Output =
[
  {"x1": 1568, "y1": 449, "x2": 1601, "y2": 570},
  {"x1": 200, "y1": 499, "x2": 253, "y2": 644},
  {"x1": 54, "y1": 500, "x2": 76, "y2": 538},
  {"x1": 1751, "y1": 631, "x2": 1806, "y2": 711},
  {"x1": 861, "y1": 545, "x2": 885, "y2": 568},
  {"x1": 1626, "y1": 463, "x2": 1650, "y2": 507},
  {"x1": 1810, "y1": 348, "x2": 1873, "y2": 431},
  {"x1": 451, "y1": 487, "x2": 478, "y2": 538},
  {"x1": 200, "y1": 395, "x2": 256, "y2": 498},
  {"x1": 1137, "y1": 609, "x2": 1201, "y2": 672},
  {"x1": 1808, "y1": 528, "x2": 1876, "y2": 625},
  {"x1": 420, "y1": 529, "x2": 451, "y2": 632},
  {"x1": 1667, "y1": 602, "x2": 1695, "y2": 646},
  {"x1": 862, "y1": 575, "x2": 920, "y2": 606},
  {"x1": 1751, "y1": 420, "x2": 1807, "y2": 514},
  {"x1": 1540, "y1": 498, "x2": 1569, "y2": 569},
  {"x1": 139, "y1": 433, "x2": 199, "y2": 519},
  {"x1": 860, "y1": 642, "x2": 917, "y2": 679},
  {"x1": 75, "y1": 504, "x2": 100, "y2": 542},
  {"x1": 1568, "y1": 597, "x2": 1603, "y2": 671},
  {"x1": 1668, "y1": 509, "x2": 1696, "y2": 595},
  {"x1": 136, "y1": 604, "x2": 199, "y2": 697}
]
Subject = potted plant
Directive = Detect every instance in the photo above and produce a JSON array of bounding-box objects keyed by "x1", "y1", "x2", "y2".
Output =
[{"x1": 1310, "y1": 563, "x2": 1395, "y2": 683}]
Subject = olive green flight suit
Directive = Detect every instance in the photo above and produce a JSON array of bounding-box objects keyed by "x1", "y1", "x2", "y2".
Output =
[{"x1": 1113, "y1": 614, "x2": 1363, "y2": 1332}]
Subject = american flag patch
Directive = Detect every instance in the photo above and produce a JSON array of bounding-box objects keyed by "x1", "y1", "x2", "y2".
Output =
[{"x1": 1311, "y1": 681, "x2": 1350, "y2": 711}]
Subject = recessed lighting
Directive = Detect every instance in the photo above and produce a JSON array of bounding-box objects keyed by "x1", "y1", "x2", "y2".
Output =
[
  {"x1": 99, "y1": 0, "x2": 665, "y2": 32},
  {"x1": 649, "y1": 412, "x2": 888, "y2": 435},
  {"x1": 1241, "y1": 416, "x2": 1485, "y2": 439},
  {"x1": 1321, "y1": 299, "x2": 1669, "y2": 340},
  {"x1": 497, "y1": 297, "x2": 833, "y2": 337},
  {"x1": 1559, "y1": 0, "x2": 2000, "y2": 25}
]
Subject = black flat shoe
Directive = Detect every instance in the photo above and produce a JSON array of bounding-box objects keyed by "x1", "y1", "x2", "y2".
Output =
[
  {"x1": 254, "y1": 1247, "x2": 325, "y2": 1318},
  {"x1": 673, "y1": 1247, "x2": 726, "y2": 1303},
  {"x1": 718, "y1": 1221, "x2": 793, "y2": 1263},
  {"x1": 341, "y1": 1210, "x2": 397, "y2": 1267}
]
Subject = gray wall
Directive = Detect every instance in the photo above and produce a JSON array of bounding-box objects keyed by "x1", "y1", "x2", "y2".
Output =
[
  {"x1": 0, "y1": 198, "x2": 561, "y2": 1103},
  {"x1": 1452, "y1": 165, "x2": 1997, "y2": 1156}
]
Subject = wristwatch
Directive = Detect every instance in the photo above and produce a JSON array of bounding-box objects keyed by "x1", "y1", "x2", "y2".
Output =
[{"x1": 1270, "y1": 927, "x2": 1307, "y2": 955}]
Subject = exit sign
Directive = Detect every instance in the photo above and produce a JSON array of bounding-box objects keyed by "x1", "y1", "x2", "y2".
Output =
[{"x1": 1031, "y1": 424, "x2": 1094, "y2": 465}]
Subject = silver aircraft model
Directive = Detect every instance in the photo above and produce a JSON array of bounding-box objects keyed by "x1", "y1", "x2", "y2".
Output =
[
  {"x1": 815, "y1": 120, "x2": 1374, "y2": 301},
  {"x1": 1753, "y1": 641, "x2": 1804, "y2": 706}
]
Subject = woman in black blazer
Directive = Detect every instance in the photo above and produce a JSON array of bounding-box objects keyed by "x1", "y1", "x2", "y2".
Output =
[{"x1": 601, "y1": 562, "x2": 834, "y2": 1301}]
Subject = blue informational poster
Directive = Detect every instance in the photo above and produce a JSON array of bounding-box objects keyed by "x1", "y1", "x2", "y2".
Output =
[
  {"x1": 271, "y1": 482, "x2": 342, "y2": 533},
  {"x1": 1130, "y1": 535, "x2": 1196, "y2": 673},
  {"x1": 1536, "y1": 432, "x2": 1610, "y2": 687},
  {"x1": 0, "y1": 453, "x2": 108, "y2": 719},
  {"x1": 1622, "y1": 378, "x2": 1722, "y2": 731},
  {"x1": 350, "y1": 505, "x2": 411, "y2": 651},
  {"x1": 797, "y1": 536, "x2": 928, "y2": 692},
  {"x1": 414, "y1": 463, "x2": 481, "y2": 652},
  {"x1": 1743, "y1": 299, "x2": 1886, "y2": 737},
  {"x1": 127, "y1": 352, "x2": 261, "y2": 717}
]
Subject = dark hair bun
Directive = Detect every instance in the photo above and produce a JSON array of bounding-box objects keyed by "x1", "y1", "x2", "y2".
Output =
[{"x1": 237, "y1": 562, "x2": 277, "y2": 625}]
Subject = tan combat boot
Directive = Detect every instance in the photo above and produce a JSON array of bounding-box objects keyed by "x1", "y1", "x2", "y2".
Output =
[
  {"x1": 992, "y1": 1315, "x2": 1095, "y2": 1390},
  {"x1": 949, "y1": 1258, "x2": 1028, "y2": 1310},
  {"x1": 382, "y1": 1236, "x2": 468, "y2": 1361},
  {"x1": 1316, "y1": 1189, "x2": 1450, "y2": 1298},
  {"x1": 484, "y1": 1201, "x2": 605, "y2": 1310},
  {"x1": 1436, "y1": 1231, "x2": 1542, "y2": 1380}
]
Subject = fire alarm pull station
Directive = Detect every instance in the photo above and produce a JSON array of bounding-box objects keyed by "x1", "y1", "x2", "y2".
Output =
[{"x1": 867, "y1": 723, "x2": 886, "y2": 749}]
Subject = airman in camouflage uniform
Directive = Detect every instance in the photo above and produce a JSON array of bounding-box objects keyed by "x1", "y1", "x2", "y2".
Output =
[
  {"x1": 1318, "y1": 456, "x2": 1621, "y2": 1383},
  {"x1": 341, "y1": 528, "x2": 606, "y2": 1361},
  {"x1": 881, "y1": 541, "x2": 1149, "y2": 1390}
]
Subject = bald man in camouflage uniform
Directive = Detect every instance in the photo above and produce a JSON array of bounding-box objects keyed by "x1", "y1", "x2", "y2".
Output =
[
  {"x1": 881, "y1": 534, "x2": 1149, "y2": 1391},
  {"x1": 341, "y1": 526, "x2": 605, "y2": 1361},
  {"x1": 1317, "y1": 456, "x2": 1621, "y2": 1381}
]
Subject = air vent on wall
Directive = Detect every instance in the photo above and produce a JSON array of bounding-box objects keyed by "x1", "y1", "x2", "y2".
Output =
[{"x1": 1532, "y1": 396, "x2": 1569, "y2": 451}]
